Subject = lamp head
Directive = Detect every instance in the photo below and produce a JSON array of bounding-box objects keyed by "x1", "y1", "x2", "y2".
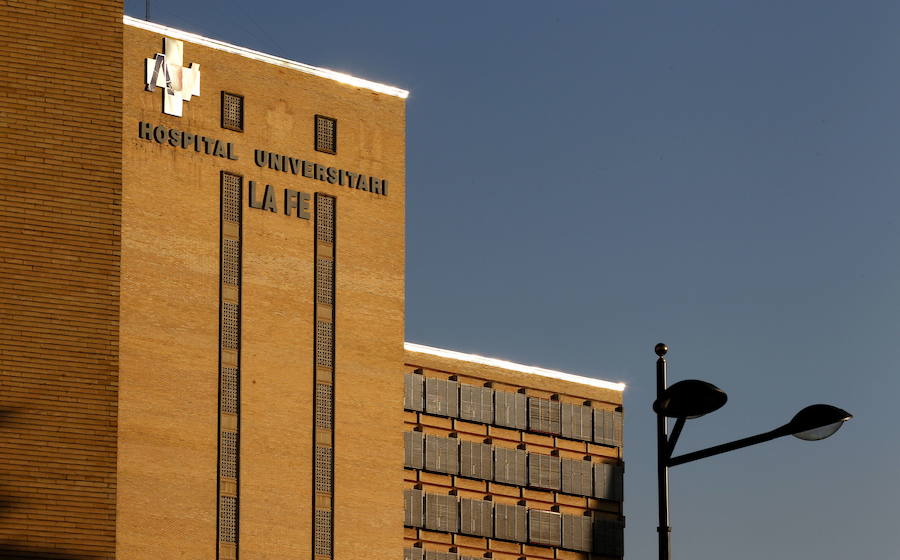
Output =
[
  {"x1": 653, "y1": 379, "x2": 728, "y2": 419},
  {"x1": 787, "y1": 404, "x2": 852, "y2": 441}
]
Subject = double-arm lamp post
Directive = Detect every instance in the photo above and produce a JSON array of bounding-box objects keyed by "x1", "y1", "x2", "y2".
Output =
[{"x1": 654, "y1": 343, "x2": 852, "y2": 560}]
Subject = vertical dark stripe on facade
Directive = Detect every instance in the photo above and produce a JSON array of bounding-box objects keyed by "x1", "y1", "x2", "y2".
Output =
[
  {"x1": 313, "y1": 194, "x2": 336, "y2": 559},
  {"x1": 219, "y1": 172, "x2": 243, "y2": 560}
]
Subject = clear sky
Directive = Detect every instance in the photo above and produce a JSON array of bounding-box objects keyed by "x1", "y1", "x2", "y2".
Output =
[{"x1": 125, "y1": 1, "x2": 897, "y2": 558}]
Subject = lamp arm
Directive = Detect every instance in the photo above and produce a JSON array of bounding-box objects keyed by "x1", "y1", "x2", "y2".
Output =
[
  {"x1": 665, "y1": 417, "x2": 685, "y2": 459},
  {"x1": 667, "y1": 425, "x2": 792, "y2": 467}
]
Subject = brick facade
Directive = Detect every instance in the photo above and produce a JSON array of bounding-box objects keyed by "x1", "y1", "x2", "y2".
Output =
[{"x1": 0, "y1": 0, "x2": 123, "y2": 557}]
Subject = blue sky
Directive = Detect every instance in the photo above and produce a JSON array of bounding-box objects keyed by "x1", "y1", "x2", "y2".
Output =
[{"x1": 126, "y1": 1, "x2": 898, "y2": 557}]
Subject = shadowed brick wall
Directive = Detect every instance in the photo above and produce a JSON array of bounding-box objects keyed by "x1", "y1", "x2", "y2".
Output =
[{"x1": 0, "y1": 1, "x2": 123, "y2": 557}]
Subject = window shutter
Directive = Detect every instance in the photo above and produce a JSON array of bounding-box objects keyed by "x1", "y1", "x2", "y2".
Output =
[
  {"x1": 459, "y1": 384, "x2": 494, "y2": 424},
  {"x1": 593, "y1": 462, "x2": 624, "y2": 502},
  {"x1": 425, "y1": 493, "x2": 459, "y2": 533},
  {"x1": 424, "y1": 552, "x2": 458, "y2": 560},
  {"x1": 528, "y1": 453, "x2": 561, "y2": 490},
  {"x1": 459, "y1": 498, "x2": 493, "y2": 537},
  {"x1": 561, "y1": 458, "x2": 593, "y2": 496},
  {"x1": 404, "y1": 373, "x2": 424, "y2": 411},
  {"x1": 494, "y1": 391, "x2": 527, "y2": 429},
  {"x1": 404, "y1": 488, "x2": 424, "y2": 527},
  {"x1": 425, "y1": 378, "x2": 459, "y2": 417},
  {"x1": 404, "y1": 431, "x2": 424, "y2": 470},
  {"x1": 593, "y1": 408, "x2": 623, "y2": 447},
  {"x1": 561, "y1": 403, "x2": 593, "y2": 441},
  {"x1": 528, "y1": 509, "x2": 561, "y2": 546},
  {"x1": 493, "y1": 503, "x2": 527, "y2": 542},
  {"x1": 459, "y1": 440, "x2": 493, "y2": 480},
  {"x1": 404, "y1": 548, "x2": 424, "y2": 560},
  {"x1": 593, "y1": 517, "x2": 625, "y2": 557},
  {"x1": 425, "y1": 435, "x2": 459, "y2": 475},
  {"x1": 494, "y1": 447, "x2": 527, "y2": 486},
  {"x1": 528, "y1": 398, "x2": 561, "y2": 434},
  {"x1": 561, "y1": 514, "x2": 592, "y2": 552}
]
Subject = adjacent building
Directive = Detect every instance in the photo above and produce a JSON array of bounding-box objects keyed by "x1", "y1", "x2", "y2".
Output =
[{"x1": 0, "y1": 2, "x2": 625, "y2": 559}]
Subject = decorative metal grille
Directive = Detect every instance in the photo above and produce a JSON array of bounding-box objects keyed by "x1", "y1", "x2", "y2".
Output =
[
  {"x1": 222, "y1": 173, "x2": 242, "y2": 223},
  {"x1": 219, "y1": 495, "x2": 237, "y2": 543},
  {"x1": 315, "y1": 114, "x2": 337, "y2": 154},
  {"x1": 528, "y1": 397, "x2": 561, "y2": 435},
  {"x1": 494, "y1": 447, "x2": 527, "y2": 486},
  {"x1": 404, "y1": 548, "x2": 424, "y2": 560},
  {"x1": 424, "y1": 493, "x2": 458, "y2": 533},
  {"x1": 404, "y1": 431, "x2": 424, "y2": 470},
  {"x1": 561, "y1": 458, "x2": 593, "y2": 497},
  {"x1": 221, "y1": 367, "x2": 238, "y2": 414},
  {"x1": 223, "y1": 239, "x2": 240, "y2": 286},
  {"x1": 404, "y1": 488, "x2": 424, "y2": 528},
  {"x1": 459, "y1": 384, "x2": 494, "y2": 424},
  {"x1": 561, "y1": 402, "x2": 593, "y2": 441},
  {"x1": 222, "y1": 92, "x2": 244, "y2": 132},
  {"x1": 315, "y1": 446, "x2": 333, "y2": 493},
  {"x1": 562, "y1": 514, "x2": 593, "y2": 553},
  {"x1": 424, "y1": 435, "x2": 459, "y2": 475},
  {"x1": 493, "y1": 503, "x2": 527, "y2": 543},
  {"x1": 316, "y1": 195, "x2": 335, "y2": 243},
  {"x1": 316, "y1": 257, "x2": 334, "y2": 304},
  {"x1": 425, "y1": 378, "x2": 459, "y2": 417},
  {"x1": 494, "y1": 390, "x2": 527, "y2": 429},
  {"x1": 220, "y1": 431, "x2": 237, "y2": 478},
  {"x1": 222, "y1": 302, "x2": 239, "y2": 350},
  {"x1": 316, "y1": 383, "x2": 333, "y2": 429},
  {"x1": 528, "y1": 509, "x2": 562, "y2": 546},
  {"x1": 528, "y1": 453, "x2": 561, "y2": 490},
  {"x1": 404, "y1": 372, "x2": 424, "y2": 411},
  {"x1": 459, "y1": 440, "x2": 492, "y2": 480},
  {"x1": 459, "y1": 498, "x2": 493, "y2": 538},
  {"x1": 315, "y1": 321, "x2": 334, "y2": 367},
  {"x1": 314, "y1": 509, "x2": 332, "y2": 556}
]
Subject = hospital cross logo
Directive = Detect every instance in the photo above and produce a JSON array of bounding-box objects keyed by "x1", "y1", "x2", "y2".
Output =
[{"x1": 145, "y1": 38, "x2": 201, "y2": 117}]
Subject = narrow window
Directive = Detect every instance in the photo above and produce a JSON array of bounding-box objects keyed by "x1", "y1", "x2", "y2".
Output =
[
  {"x1": 315, "y1": 114, "x2": 337, "y2": 154},
  {"x1": 221, "y1": 92, "x2": 244, "y2": 132}
]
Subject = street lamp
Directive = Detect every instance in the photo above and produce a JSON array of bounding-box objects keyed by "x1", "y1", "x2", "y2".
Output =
[{"x1": 653, "y1": 343, "x2": 852, "y2": 560}]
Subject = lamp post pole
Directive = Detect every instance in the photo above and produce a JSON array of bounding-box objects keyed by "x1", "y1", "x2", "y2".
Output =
[{"x1": 655, "y1": 343, "x2": 670, "y2": 560}]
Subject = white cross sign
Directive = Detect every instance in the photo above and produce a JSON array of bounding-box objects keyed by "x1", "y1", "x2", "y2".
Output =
[{"x1": 145, "y1": 38, "x2": 201, "y2": 117}]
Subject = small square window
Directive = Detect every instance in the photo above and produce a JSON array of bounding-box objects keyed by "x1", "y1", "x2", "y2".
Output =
[
  {"x1": 315, "y1": 115, "x2": 337, "y2": 154},
  {"x1": 222, "y1": 92, "x2": 244, "y2": 132}
]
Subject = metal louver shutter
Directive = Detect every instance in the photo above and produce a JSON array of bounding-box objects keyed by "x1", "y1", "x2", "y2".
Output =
[
  {"x1": 424, "y1": 435, "x2": 459, "y2": 475},
  {"x1": 528, "y1": 453, "x2": 561, "y2": 490},
  {"x1": 425, "y1": 378, "x2": 459, "y2": 417},
  {"x1": 459, "y1": 384, "x2": 494, "y2": 424},
  {"x1": 493, "y1": 503, "x2": 527, "y2": 542},
  {"x1": 561, "y1": 403, "x2": 593, "y2": 441},
  {"x1": 405, "y1": 373, "x2": 424, "y2": 411},
  {"x1": 424, "y1": 551, "x2": 458, "y2": 560},
  {"x1": 494, "y1": 447, "x2": 527, "y2": 486},
  {"x1": 459, "y1": 440, "x2": 493, "y2": 480},
  {"x1": 561, "y1": 458, "x2": 593, "y2": 496},
  {"x1": 459, "y1": 498, "x2": 493, "y2": 537},
  {"x1": 424, "y1": 493, "x2": 459, "y2": 533},
  {"x1": 593, "y1": 408, "x2": 623, "y2": 447},
  {"x1": 494, "y1": 391, "x2": 527, "y2": 429},
  {"x1": 528, "y1": 509, "x2": 561, "y2": 546},
  {"x1": 404, "y1": 431, "x2": 425, "y2": 470},
  {"x1": 404, "y1": 548, "x2": 424, "y2": 560},
  {"x1": 593, "y1": 462, "x2": 624, "y2": 502},
  {"x1": 593, "y1": 518, "x2": 625, "y2": 557},
  {"x1": 528, "y1": 398, "x2": 561, "y2": 434},
  {"x1": 404, "y1": 488, "x2": 424, "y2": 527},
  {"x1": 561, "y1": 514, "x2": 592, "y2": 552}
]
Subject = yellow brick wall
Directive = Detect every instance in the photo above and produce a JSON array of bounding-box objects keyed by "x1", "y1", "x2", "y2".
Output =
[
  {"x1": 0, "y1": 0, "x2": 123, "y2": 557},
  {"x1": 118, "y1": 23, "x2": 405, "y2": 559}
]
